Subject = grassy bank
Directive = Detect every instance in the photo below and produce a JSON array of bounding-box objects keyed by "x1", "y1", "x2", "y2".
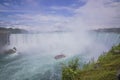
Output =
[{"x1": 62, "y1": 44, "x2": 120, "y2": 80}]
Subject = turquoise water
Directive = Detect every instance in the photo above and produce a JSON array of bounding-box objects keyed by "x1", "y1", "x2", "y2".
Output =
[{"x1": 0, "y1": 32, "x2": 120, "y2": 80}]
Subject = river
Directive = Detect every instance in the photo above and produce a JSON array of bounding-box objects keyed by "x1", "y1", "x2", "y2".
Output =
[{"x1": 0, "y1": 31, "x2": 120, "y2": 80}]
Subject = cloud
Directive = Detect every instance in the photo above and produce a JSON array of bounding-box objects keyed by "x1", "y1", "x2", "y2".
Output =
[
  {"x1": 50, "y1": 0, "x2": 120, "y2": 31},
  {"x1": 26, "y1": 0, "x2": 120, "y2": 31},
  {"x1": 0, "y1": 13, "x2": 71, "y2": 31},
  {"x1": 0, "y1": 10, "x2": 33, "y2": 12},
  {"x1": 50, "y1": 6, "x2": 75, "y2": 11},
  {"x1": 0, "y1": 4, "x2": 8, "y2": 10},
  {"x1": 0, "y1": 0, "x2": 119, "y2": 31},
  {"x1": 71, "y1": 0, "x2": 120, "y2": 29}
]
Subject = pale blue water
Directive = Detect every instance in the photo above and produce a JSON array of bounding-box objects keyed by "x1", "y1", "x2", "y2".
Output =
[{"x1": 0, "y1": 32, "x2": 120, "y2": 80}]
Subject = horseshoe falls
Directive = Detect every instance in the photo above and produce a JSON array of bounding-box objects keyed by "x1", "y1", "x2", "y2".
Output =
[{"x1": 0, "y1": 32, "x2": 120, "y2": 80}]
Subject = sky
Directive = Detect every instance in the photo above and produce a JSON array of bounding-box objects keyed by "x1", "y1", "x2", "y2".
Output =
[{"x1": 0, "y1": 0, "x2": 120, "y2": 31}]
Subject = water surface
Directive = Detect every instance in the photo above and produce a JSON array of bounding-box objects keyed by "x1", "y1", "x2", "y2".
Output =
[{"x1": 0, "y1": 32, "x2": 120, "y2": 80}]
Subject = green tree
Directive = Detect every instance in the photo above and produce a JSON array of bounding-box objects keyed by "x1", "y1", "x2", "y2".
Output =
[{"x1": 62, "y1": 58, "x2": 81, "y2": 80}]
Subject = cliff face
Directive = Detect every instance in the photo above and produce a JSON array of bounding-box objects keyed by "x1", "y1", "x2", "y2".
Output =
[
  {"x1": 0, "y1": 33, "x2": 10, "y2": 52},
  {"x1": 0, "y1": 33, "x2": 10, "y2": 46}
]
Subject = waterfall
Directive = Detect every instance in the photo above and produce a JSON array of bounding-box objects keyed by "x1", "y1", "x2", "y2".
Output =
[
  {"x1": 9, "y1": 32, "x2": 120, "y2": 61},
  {"x1": 91, "y1": 32, "x2": 120, "y2": 49},
  {"x1": 0, "y1": 32, "x2": 120, "y2": 80},
  {"x1": 82, "y1": 32, "x2": 120, "y2": 61}
]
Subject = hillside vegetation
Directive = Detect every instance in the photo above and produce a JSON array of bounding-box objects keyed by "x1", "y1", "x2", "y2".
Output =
[{"x1": 62, "y1": 44, "x2": 120, "y2": 80}]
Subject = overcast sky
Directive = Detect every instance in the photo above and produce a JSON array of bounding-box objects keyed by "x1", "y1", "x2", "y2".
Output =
[{"x1": 0, "y1": 0, "x2": 120, "y2": 31}]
